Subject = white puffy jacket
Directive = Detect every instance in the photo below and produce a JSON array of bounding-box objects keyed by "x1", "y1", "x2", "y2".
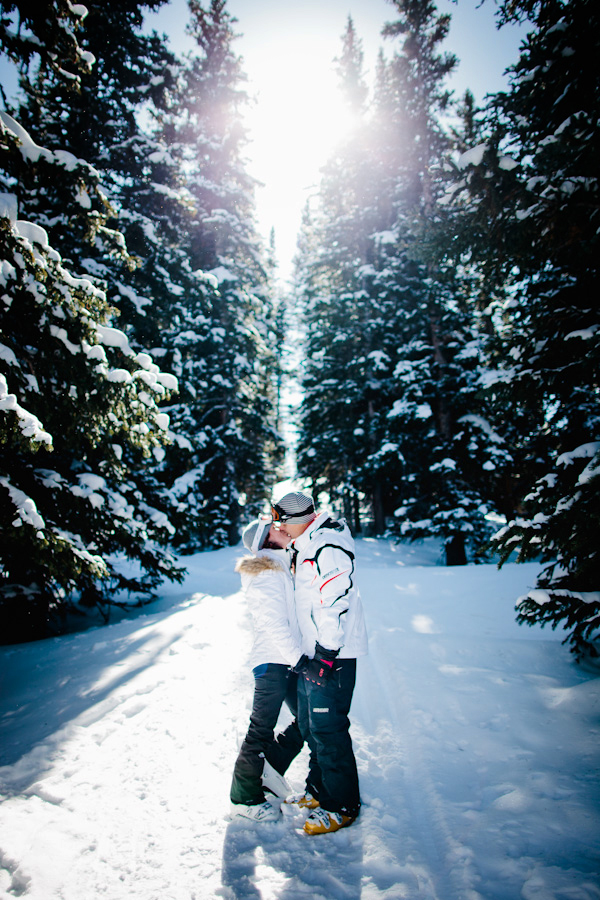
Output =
[
  {"x1": 290, "y1": 512, "x2": 368, "y2": 659},
  {"x1": 235, "y1": 549, "x2": 303, "y2": 670}
]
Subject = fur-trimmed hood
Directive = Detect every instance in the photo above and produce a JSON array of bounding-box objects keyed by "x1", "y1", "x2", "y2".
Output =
[{"x1": 235, "y1": 552, "x2": 288, "y2": 576}]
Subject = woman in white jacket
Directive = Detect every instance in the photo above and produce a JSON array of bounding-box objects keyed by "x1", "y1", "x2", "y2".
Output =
[{"x1": 230, "y1": 516, "x2": 307, "y2": 823}]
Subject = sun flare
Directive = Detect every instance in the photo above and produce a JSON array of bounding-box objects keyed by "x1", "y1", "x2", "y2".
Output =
[{"x1": 243, "y1": 42, "x2": 361, "y2": 277}]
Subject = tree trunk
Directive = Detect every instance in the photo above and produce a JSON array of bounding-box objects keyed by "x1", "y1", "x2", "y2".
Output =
[
  {"x1": 372, "y1": 481, "x2": 386, "y2": 535},
  {"x1": 445, "y1": 534, "x2": 467, "y2": 566},
  {"x1": 353, "y1": 493, "x2": 362, "y2": 535}
]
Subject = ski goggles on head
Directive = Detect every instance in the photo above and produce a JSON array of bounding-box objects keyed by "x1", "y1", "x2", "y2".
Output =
[
  {"x1": 271, "y1": 503, "x2": 292, "y2": 523},
  {"x1": 271, "y1": 501, "x2": 314, "y2": 524},
  {"x1": 252, "y1": 514, "x2": 273, "y2": 552}
]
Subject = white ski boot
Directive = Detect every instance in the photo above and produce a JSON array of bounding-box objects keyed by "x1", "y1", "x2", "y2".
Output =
[
  {"x1": 230, "y1": 800, "x2": 280, "y2": 823},
  {"x1": 261, "y1": 760, "x2": 291, "y2": 799}
]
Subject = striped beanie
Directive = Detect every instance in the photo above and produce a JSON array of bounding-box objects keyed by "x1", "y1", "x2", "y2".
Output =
[{"x1": 272, "y1": 491, "x2": 315, "y2": 524}]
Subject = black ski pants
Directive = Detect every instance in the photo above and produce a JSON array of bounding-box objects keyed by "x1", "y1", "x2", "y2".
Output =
[
  {"x1": 297, "y1": 657, "x2": 361, "y2": 818},
  {"x1": 230, "y1": 663, "x2": 304, "y2": 806}
]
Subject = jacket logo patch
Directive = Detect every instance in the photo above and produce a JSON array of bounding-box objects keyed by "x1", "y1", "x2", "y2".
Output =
[
  {"x1": 313, "y1": 707, "x2": 329, "y2": 713},
  {"x1": 320, "y1": 568, "x2": 350, "y2": 593}
]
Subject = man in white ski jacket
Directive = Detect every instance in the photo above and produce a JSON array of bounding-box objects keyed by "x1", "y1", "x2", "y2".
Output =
[{"x1": 272, "y1": 491, "x2": 368, "y2": 835}]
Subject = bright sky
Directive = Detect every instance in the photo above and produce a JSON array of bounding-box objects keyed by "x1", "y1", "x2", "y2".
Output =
[{"x1": 144, "y1": 0, "x2": 525, "y2": 283}]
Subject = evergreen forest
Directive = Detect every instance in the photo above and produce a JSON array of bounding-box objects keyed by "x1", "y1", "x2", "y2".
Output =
[{"x1": 1, "y1": 0, "x2": 598, "y2": 658}]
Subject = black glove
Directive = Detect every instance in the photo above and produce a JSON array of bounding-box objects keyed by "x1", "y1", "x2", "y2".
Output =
[
  {"x1": 292, "y1": 654, "x2": 310, "y2": 674},
  {"x1": 303, "y1": 643, "x2": 339, "y2": 686}
]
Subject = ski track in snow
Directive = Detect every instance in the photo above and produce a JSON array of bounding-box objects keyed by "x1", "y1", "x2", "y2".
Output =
[
  {"x1": 356, "y1": 639, "x2": 478, "y2": 900},
  {"x1": 0, "y1": 539, "x2": 599, "y2": 900}
]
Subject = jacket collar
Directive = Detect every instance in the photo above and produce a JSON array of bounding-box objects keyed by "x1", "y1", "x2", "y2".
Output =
[{"x1": 290, "y1": 511, "x2": 330, "y2": 554}]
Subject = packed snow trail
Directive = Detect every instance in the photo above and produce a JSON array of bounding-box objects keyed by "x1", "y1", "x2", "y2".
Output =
[{"x1": 0, "y1": 539, "x2": 599, "y2": 899}]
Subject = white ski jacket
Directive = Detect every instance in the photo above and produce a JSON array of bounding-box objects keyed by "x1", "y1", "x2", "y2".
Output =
[
  {"x1": 290, "y1": 512, "x2": 368, "y2": 659},
  {"x1": 235, "y1": 549, "x2": 303, "y2": 670}
]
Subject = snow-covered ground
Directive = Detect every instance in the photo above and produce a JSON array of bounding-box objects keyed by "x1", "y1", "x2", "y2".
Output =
[{"x1": 1, "y1": 538, "x2": 599, "y2": 900}]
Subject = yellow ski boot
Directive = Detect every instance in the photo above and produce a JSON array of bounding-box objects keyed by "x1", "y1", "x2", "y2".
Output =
[{"x1": 303, "y1": 808, "x2": 356, "y2": 835}]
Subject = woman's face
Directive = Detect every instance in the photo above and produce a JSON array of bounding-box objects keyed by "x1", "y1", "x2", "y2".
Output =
[{"x1": 266, "y1": 525, "x2": 289, "y2": 549}]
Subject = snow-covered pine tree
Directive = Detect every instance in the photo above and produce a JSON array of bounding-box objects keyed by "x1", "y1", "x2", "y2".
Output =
[
  {"x1": 157, "y1": 0, "x2": 281, "y2": 549},
  {"x1": 0, "y1": 114, "x2": 181, "y2": 640},
  {"x1": 12, "y1": 0, "x2": 204, "y2": 536},
  {"x1": 336, "y1": 14, "x2": 369, "y2": 112},
  {"x1": 493, "y1": 0, "x2": 600, "y2": 656},
  {"x1": 368, "y1": 0, "x2": 503, "y2": 566},
  {"x1": 11, "y1": 0, "x2": 277, "y2": 552},
  {"x1": 427, "y1": 91, "x2": 540, "y2": 541},
  {"x1": 0, "y1": 0, "x2": 92, "y2": 91},
  {"x1": 0, "y1": 3, "x2": 184, "y2": 641},
  {"x1": 442, "y1": 0, "x2": 599, "y2": 654},
  {"x1": 296, "y1": 4, "x2": 497, "y2": 562},
  {"x1": 406, "y1": 89, "x2": 524, "y2": 561}
]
